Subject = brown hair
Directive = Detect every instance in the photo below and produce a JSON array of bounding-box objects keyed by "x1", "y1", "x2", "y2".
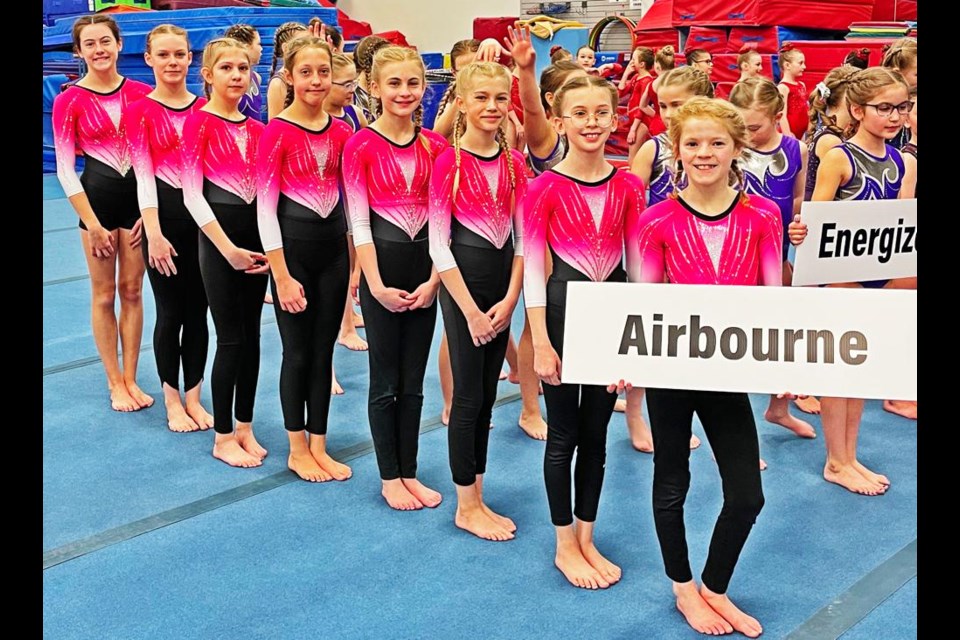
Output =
[
  {"x1": 146, "y1": 23, "x2": 189, "y2": 54},
  {"x1": 632, "y1": 46, "x2": 655, "y2": 70},
  {"x1": 271, "y1": 22, "x2": 307, "y2": 76},
  {"x1": 845, "y1": 67, "x2": 910, "y2": 134},
  {"x1": 685, "y1": 48, "x2": 710, "y2": 64},
  {"x1": 551, "y1": 74, "x2": 619, "y2": 117},
  {"x1": 807, "y1": 64, "x2": 859, "y2": 138},
  {"x1": 71, "y1": 15, "x2": 121, "y2": 52},
  {"x1": 843, "y1": 47, "x2": 870, "y2": 70},
  {"x1": 881, "y1": 37, "x2": 917, "y2": 74},
  {"x1": 655, "y1": 45, "x2": 676, "y2": 71},
  {"x1": 778, "y1": 42, "x2": 804, "y2": 65},
  {"x1": 550, "y1": 46, "x2": 572, "y2": 63},
  {"x1": 437, "y1": 39, "x2": 483, "y2": 119},
  {"x1": 728, "y1": 77, "x2": 784, "y2": 118},
  {"x1": 224, "y1": 24, "x2": 257, "y2": 46},
  {"x1": 668, "y1": 97, "x2": 748, "y2": 195},
  {"x1": 736, "y1": 46, "x2": 761, "y2": 70},
  {"x1": 539, "y1": 60, "x2": 584, "y2": 114},
  {"x1": 354, "y1": 35, "x2": 390, "y2": 78}
]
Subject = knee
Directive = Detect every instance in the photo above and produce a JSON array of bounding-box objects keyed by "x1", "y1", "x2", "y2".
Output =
[
  {"x1": 118, "y1": 281, "x2": 143, "y2": 306},
  {"x1": 726, "y1": 491, "x2": 765, "y2": 522},
  {"x1": 92, "y1": 283, "x2": 117, "y2": 310},
  {"x1": 545, "y1": 436, "x2": 576, "y2": 465}
]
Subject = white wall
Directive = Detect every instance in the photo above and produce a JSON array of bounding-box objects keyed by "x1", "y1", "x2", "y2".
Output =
[
  {"x1": 519, "y1": 0, "x2": 653, "y2": 52},
  {"x1": 339, "y1": 1, "x2": 522, "y2": 53}
]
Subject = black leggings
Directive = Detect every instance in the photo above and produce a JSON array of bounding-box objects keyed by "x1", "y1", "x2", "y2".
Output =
[
  {"x1": 542, "y1": 257, "x2": 624, "y2": 526},
  {"x1": 271, "y1": 199, "x2": 349, "y2": 435},
  {"x1": 78, "y1": 157, "x2": 140, "y2": 231},
  {"x1": 143, "y1": 184, "x2": 209, "y2": 391},
  {"x1": 198, "y1": 200, "x2": 267, "y2": 435},
  {"x1": 439, "y1": 229, "x2": 514, "y2": 486},
  {"x1": 359, "y1": 221, "x2": 437, "y2": 480},
  {"x1": 646, "y1": 388, "x2": 764, "y2": 594}
]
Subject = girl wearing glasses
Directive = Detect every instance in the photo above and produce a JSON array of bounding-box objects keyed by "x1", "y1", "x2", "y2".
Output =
[
  {"x1": 429, "y1": 62, "x2": 527, "y2": 541},
  {"x1": 788, "y1": 67, "x2": 914, "y2": 494},
  {"x1": 777, "y1": 44, "x2": 808, "y2": 140},
  {"x1": 686, "y1": 49, "x2": 714, "y2": 79},
  {"x1": 524, "y1": 75, "x2": 644, "y2": 590}
]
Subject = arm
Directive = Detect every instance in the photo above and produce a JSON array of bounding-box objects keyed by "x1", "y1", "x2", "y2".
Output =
[
  {"x1": 899, "y1": 154, "x2": 916, "y2": 199},
  {"x1": 790, "y1": 146, "x2": 850, "y2": 245},
  {"x1": 266, "y1": 76, "x2": 287, "y2": 121},
  {"x1": 636, "y1": 214, "x2": 666, "y2": 284},
  {"x1": 759, "y1": 205, "x2": 785, "y2": 286},
  {"x1": 638, "y1": 82, "x2": 656, "y2": 118},
  {"x1": 504, "y1": 24, "x2": 558, "y2": 160},
  {"x1": 126, "y1": 103, "x2": 174, "y2": 274},
  {"x1": 793, "y1": 142, "x2": 808, "y2": 216},
  {"x1": 629, "y1": 138, "x2": 657, "y2": 186},
  {"x1": 256, "y1": 124, "x2": 306, "y2": 312},
  {"x1": 487, "y1": 154, "x2": 529, "y2": 333},
  {"x1": 777, "y1": 84, "x2": 794, "y2": 138},
  {"x1": 623, "y1": 176, "x2": 646, "y2": 283},
  {"x1": 53, "y1": 91, "x2": 115, "y2": 257}
]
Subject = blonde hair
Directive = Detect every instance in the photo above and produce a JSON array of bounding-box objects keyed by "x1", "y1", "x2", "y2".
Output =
[
  {"x1": 146, "y1": 23, "x2": 189, "y2": 53},
  {"x1": 728, "y1": 77, "x2": 784, "y2": 118},
  {"x1": 668, "y1": 97, "x2": 748, "y2": 195},
  {"x1": 370, "y1": 46, "x2": 431, "y2": 151},
  {"x1": 808, "y1": 64, "x2": 858, "y2": 139},
  {"x1": 736, "y1": 47, "x2": 760, "y2": 70},
  {"x1": 200, "y1": 37, "x2": 251, "y2": 98},
  {"x1": 331, "y1": 53, "x2": 355, "y2": 76},
  {"x1": 551, "y1": 74, "x2": 619, "y2": 118},
  {"x1": 281, "y1": 36, "x2": 333, "y2": 109},
  {"x1": 881, "y1": 37, "x2": 917, "y2": 75},
  {"x1": 779, "y1": 43, "x2": 804, "y2": 65},
  {"x1": 271, "y1": 22, "x2": 307, "y2": 76},
  {"x1": 655, "y1": 45, "x2": 676, "y2": 71},
  {"x1": 658, "y1": 66, "x2": 714, "y2": 98},
  {"x1": 450, "y1": 62, "x2": 516, "y2": 210}
]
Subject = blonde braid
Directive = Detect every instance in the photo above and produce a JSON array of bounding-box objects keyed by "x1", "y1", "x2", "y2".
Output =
[
  {"x1": 452, "y1": 111, "x2": 463, "y2": 201},
  {"x1": 670, "y1": 160, "x2": 684, "y2": 197},
  {"x1": 437, "y1": 80, "x2": 457, "y2": 117},
  {"x1": 497, "y1": 125, "x2": 516, "y2": 212},
  {"x1": 414, "y1": 104, "x2": 431, "y2": 152},
  {"x1": 731, "y1": 158, "x2": 748, "y2": 203}
]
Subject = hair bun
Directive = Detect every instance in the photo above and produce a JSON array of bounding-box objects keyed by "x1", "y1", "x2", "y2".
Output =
[
  {"x1": 550, "y1": 45, "x2": 563, "y2": 56},
  {"x1": 779, "y1": 42, "x2": 795, "y2": 53}
]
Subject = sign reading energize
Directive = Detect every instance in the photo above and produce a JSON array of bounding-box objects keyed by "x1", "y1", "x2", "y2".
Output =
[
  {"x1": 561, "y1": 283, "x2": 916, "y2": 400},
  {"x1": 792, "y1": 199, "x2": 917, "y2": 287}
]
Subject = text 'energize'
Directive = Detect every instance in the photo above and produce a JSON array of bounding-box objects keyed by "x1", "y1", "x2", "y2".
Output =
[
  {"x1": 818, "y1": 218, "x2": 916, "y2": 264},
  {"x1": 618, "y1": 315, "x2": 868, "y2": 365}
]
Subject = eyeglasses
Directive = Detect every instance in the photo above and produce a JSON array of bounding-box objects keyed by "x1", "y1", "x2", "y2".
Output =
[
  {"x1": 864, "y1": 101, "x2": 914, "y2": 117},
  {"x1": 332, "y1": 80, "x2": 358, "y2": 91},
  {"x1": 562, "y1": 110, "x2": 614, "y2": 128}
]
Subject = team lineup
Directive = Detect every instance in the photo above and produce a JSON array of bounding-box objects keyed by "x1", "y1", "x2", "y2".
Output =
[{"x1": 52, "y1": 14, "x2": 917, "y2": 638}]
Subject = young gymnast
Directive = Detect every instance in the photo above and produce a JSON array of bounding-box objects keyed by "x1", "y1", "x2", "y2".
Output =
[
  {"x1": 126, "y1": 24, "x2": 212, "y2": 431},
  {"x1": 181, "y1": 38, "x2": 269, "y2": 468},
  {"x1": 256, "y1": 36, "x2": 355, "y2": 482},
  {"x1": 789, "y1": 67, "x2": 915, "y2": 491},
  {"x1": 342, "y1": 46, "x2": 449, "y2": 510},
  {"x1": 223, "y1": 24, "x2": 263, "y2": 121},
  {"x1": 429, "y1": 62, "x2": 527, "y2": 541},
  {"x1": 638, "y1": 97, "x2": 783, "y2": 638},
  {"x1": 624, "y1": 46, "x2": 656, "y2": 162},
  {"x1": 777, "y1": 43, "x2": 808, "y2": 140},
  {"x1": 524, "y1": 75, "x2": 644, "y2": 589},
  {"x1": 53, "y1": 15, "x2": 153, "y2": 412}
]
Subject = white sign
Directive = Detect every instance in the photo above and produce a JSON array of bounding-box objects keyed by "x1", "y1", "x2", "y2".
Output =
[
  {"x1": 561, "y1": 283, "x2": 916, "y2": 400},
  {"x1": 791, "y1": 199, "x2": 917, "y2": 287}
]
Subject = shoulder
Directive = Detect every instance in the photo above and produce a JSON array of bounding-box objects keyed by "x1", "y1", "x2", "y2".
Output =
[
  {"x1": 638, "y1": 199, "x2": 677, "y2": 227},
  {"x1": 53, "y1": 84, "x2": 83, "y2": 107},
  {"x1": 614, "y1": 168, "x2": 646, "y2": 191},
  {"x1": 509, "y1": 148, "x2": 527, "y2": 169},
  {"x1": 125, "y1": 96, "x2": 151, "y2": 119},
  {"x1": 329, "y1": 117, "x2": 352, "y2": 138},
  {"x1": 246, "y1": 117, "x2": 266, "y2": 133},
  {"x1": 421, "y1": 128, "x2": 450, "y2": 153},
  {"x1": 741, "y1": 194, "x2": 782, "y2": 226},
  {"x1": 125, "y1": 79, "x2": 153, "y2": 97}
]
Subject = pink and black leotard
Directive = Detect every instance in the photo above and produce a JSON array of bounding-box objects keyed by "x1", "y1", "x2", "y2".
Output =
[
  {"x1": 125, "y1": 94, "x2": 209, "y2": 392},
  {"x1": 343, "y1": 126, "x2": 449, "y2": 481},
  {"x1": 52, "y1": 78, "x2": 151, "y2": 230},
  {"x1": 257, "y1": 115, "x2": 353, "y2": 437},
  {"x1": 181, "y1": 109, "x2": 266, "y2": 436},
  {"x1": 429, "y1": 146, "x2": 527, "y2": 488},
  {"x1": 636, "y1": 192, "x2": 781, "y2": 596},
  {"x1": 523, "y1": 166, "x2": 645, "y2": 527}
]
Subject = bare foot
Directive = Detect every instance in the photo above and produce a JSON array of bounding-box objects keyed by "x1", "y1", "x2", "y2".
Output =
[
  {"x1": 480, "y1": 502, "x2": 516, "y2": 532},
  {"x1": 690, "y1": 434, "x2": 701, "y2": 450},
  {"x1": 759, "y1": 458, "x2": 768, "y2": 471},
  {"x1": 580, "y1": 542, "x2": 622, "y2": 586},
  {"x1": 331, "y1": 378, "x2": 344, "y2": 395},
  {"x1": 519, "y1": 414, "x2": 548, "y2": 440},
  {"x1": 311, "y1": 448, "x2": 352, "y2": 481},
  {"x1": 883, "y1": 399, "x2": 917, "y2": 420},
  {"x1": 402, "y1": 478, "x2": 442, "y2": 507},
  {"x1": 499, "y1": 368, "x2": 508, "y2": 381},
  {"x1": 235, "y1": 425, "x2": 267, "y2": 459},
  {"x1": 627, "y1": 412, "x2": 653, "y2": 453},
  {"x1": 288, "y1": 450, "x2": 332, "y2": 482},
  {"x1": 382, "y1": 479, "x2": 423, "y2": 510},
  {"x1": 110, "y1": 383, "x2": 139, "y2": 412},
  {"x1": 185, "y1": 402, "x2": 214, "y2": 430},
  {"x1": 264, "y1": 293, "x2": 273, "y2": 304},
  {"x1": 701, "y1": 585, "x2": 763, "y2": 638},
  {"x1": 613, "y1": 398, "x2": 626, "y2": 413},
  {"x1": 352, "y1": 311, "x2": 364, "y2": 328},
  {"x1": 852, "y1": 459, "x2": 890, "y2": 487},
  {"x1": 824, "y1": 463, "x2": 885, "y2": 496},
  {"x1": 555, "y1": 540, "x2": 609, "y2": 589},
  {"x1": 125, "y1": 382, "x2": 155, "y2": 409},
  {"x1": 166, "y1": 401, "x2": 201, "y2": 433},
  {"x1": 441, "y1": 407, "x2": 450, "y2": 427},
  {"x1": 507, "y1": 371, "x2": 520, "y2": 384},
  {"x1": 338, "y1": 332, "x2": 368, "y2": 351},
  {"x1": 674, "y1": 582, "x2": 733, "y2": 635},
  {"x1": 765, "y1": 407, "x2": 817, "y2": 438},
  {"x1": 455, "y1": 506, "x2": 513, "y2": 541},
  {"x1": 794, "y1": 396, "x2": 821, "y2": 414},
  {"x1": 213, "y1": 436, "x2": 263, "y2": 468}
]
